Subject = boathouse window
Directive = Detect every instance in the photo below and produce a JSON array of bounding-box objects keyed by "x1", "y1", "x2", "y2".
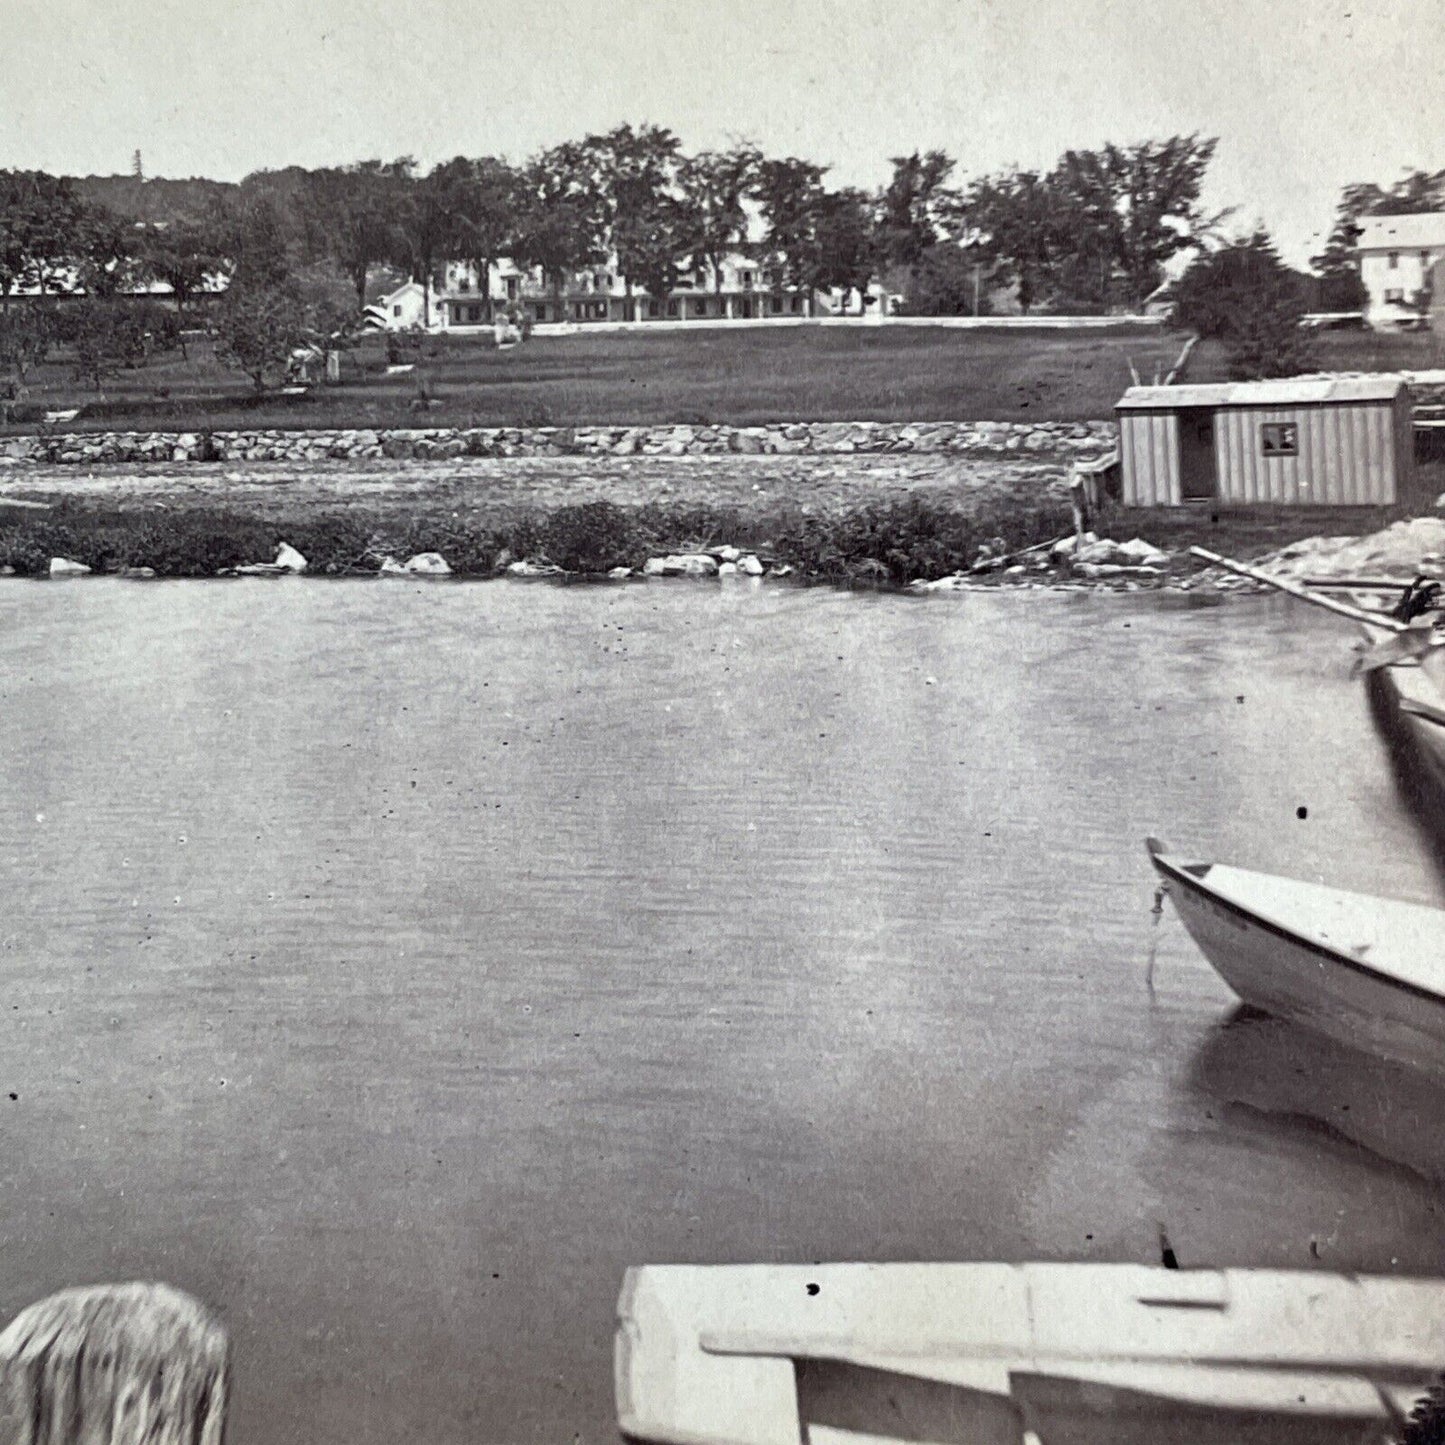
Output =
[{"x1": 1261, "y1": 422, "x2": 1298, "y2": 457}]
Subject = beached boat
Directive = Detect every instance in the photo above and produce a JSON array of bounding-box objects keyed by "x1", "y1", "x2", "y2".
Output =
[
  {"x1": 617, "y1": 1260, "x2": 1445, "y2": 1444},
  {"x1": 1147, "y1": 838, "x2": 1445, "y2": 1072},
  {"x1": 1190, "y1": 547, "x2": 1445, "y2": 806},
  {"x1": 1358, "y1": 617, "x2": 1445, "y2": 802}
]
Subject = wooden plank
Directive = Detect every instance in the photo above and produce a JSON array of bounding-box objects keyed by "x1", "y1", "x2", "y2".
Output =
[{"x1": 1189, "y1": 548, "x2": 1406, "y2": 631}]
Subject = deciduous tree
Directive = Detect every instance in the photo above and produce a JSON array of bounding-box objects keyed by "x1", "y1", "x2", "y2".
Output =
[
  {"x1": 437, "y1": 156, "x2": 521, "y2": 322},
  {"x1": 813, "y1": 187, "x2": 879, "y2": 301},
  {"x1": 0, "y1": 306, "x2": 52, "y2": 388},
  {"x1": 139, "y1": 216, "x2": 225, "y2": 316},
  {"x1": 876, "y1": 151, "x2": 960, "y2": 271},
  {"x1": 678, "y1": 146, "x2": 760, "y2": 299},
  {"x1": 513, "y1": 142, "x2": 608, "y2": 321},
  {"x1": 1078, "y1": 135, "x2": 1220, "y2": 310},
  {"x1": 213, "y1": 282, "x2": 308, "y2": 390},
  {"x1": 0, "y1": 170, "x2": 86, "y2": 298},
  {"x1": 595, "y1": 124, "x2": 685, "y2": 313},
  {"x1": 303, "y1": 160, "x2": 411, "y2": 308},
  {"x1": 73, "y1": 204, "x2": 142, "y2": 298},
  {"x1": 754, "y1": 157, "x2": 828, "y2": 314},
  {"x1": 964, "y1": 170, "x2": 1064, "y2": 314}
]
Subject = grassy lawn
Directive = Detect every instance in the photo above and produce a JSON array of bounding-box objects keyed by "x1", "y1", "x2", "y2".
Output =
[{"x1": 6, "y1": 323, "x2": 1443, "y2": 436}]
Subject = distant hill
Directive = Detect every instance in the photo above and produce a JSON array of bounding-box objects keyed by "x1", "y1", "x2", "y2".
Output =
[{"x1": 70, "y1": 174, "x2": 238, "y2": 223}]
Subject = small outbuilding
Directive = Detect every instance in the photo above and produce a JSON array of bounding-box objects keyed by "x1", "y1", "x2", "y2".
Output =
[{"x1": 1116, "y1": 377, "x2": 1414, "y2": 507}]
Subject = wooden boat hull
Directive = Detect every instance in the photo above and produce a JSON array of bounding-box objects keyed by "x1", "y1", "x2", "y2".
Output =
[
  {"x1": 1362, "y1": 624, "x2": 1445, "y2": 804},
  {"x1": 617, "y1": 1261, "x2": 1445, "y2": 1445},
  {"x1": 1148, "y1": 842, "x2": 1445, "y2": 1074}
]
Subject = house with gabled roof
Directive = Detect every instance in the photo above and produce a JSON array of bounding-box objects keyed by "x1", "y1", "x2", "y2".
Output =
[{"x1": 1357, "y1": 212, "x2": 1445, "y2": 330}]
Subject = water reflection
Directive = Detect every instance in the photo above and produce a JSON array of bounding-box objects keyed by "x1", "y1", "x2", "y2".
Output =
[{"x1": 1189, "y1": 1006, "x2": 1445, "y2": 1187}]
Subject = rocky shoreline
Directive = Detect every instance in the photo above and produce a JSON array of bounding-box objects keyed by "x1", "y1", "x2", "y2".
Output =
[{"x1": 0, "y1": 421, "x2": 1433, "y2": 593}]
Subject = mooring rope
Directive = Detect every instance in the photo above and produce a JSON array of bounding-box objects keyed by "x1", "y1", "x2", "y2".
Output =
[{"x1": 1145, "y1": 883, "x2": 1167, "y2": 999}]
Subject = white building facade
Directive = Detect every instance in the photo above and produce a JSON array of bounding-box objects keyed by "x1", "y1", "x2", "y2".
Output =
[
  {"x1": 366, "y1": 254, "x2": 897, "y2": 332},
  {"x1": 1358, "y1": 212, "x2": 1445, "y2": 329}
]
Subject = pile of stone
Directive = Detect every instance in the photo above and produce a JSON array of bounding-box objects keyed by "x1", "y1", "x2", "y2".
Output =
[
  {"x1": 1051, "y1": 532, "x2": 1171, "y2": 579},
  {"x1": 640, "y1": 545, "x2": 768, "y2": 579},
  {"x1": 1239, "y1": 517, "x2": 1445, "y2": 585},
  {"x1": 909, "y1": 530, "x2": 1174, "y2": 594}
]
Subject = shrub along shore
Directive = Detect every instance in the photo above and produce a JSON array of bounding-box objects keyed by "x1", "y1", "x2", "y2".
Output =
[
  {"x1": 0, "y1": 494, "x2": 1078, "y2": 587},
  {"x1": 0, "y1": 490, "x2": 1416, "y2": 591}
]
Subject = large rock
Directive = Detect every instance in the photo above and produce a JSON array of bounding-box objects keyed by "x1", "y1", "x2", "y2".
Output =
[
  {"x1": 908, "y1": 573, "x2": 970, "y2": 592},
  {"x1": 1116, "y1": 537, "x2": 1171, "y2": 568},
  {"x1": 644, "y1": 554, "x2": 719, "y2": 578},
  {"x1": 401, "y1": 552, "x2": 452, "y2": 576},
  {"x1": 231, "y1": 542, "x2": 308, "y2": 577},
  {"x1": 49, "y1": 557, "x2": 91, "y2": 577}
]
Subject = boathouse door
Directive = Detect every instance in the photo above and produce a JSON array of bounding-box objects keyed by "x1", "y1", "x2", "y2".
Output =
[{"x1": 1177, "y1": 408, "x2": 1217, "y2": 502}]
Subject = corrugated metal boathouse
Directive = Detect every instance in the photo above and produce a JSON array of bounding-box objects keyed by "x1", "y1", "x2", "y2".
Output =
[{"x1": 1116, "y1": 377, "x2": 1413, "y2": 506}]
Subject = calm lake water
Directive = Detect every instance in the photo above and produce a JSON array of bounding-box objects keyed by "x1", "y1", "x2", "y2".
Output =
[{"x1": 1, "y1": 578, "x2": 1444, "y2": 1444}]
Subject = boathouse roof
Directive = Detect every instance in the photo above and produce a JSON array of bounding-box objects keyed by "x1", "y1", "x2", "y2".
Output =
[{"x1": 1117, "y1": 377, "x2": 1410, "y2": 410}]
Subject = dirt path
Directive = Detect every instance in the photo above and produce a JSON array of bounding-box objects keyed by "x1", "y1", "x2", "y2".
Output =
[{"x1": 0, "y1": 453, "x2": 1071, "y2": 521}]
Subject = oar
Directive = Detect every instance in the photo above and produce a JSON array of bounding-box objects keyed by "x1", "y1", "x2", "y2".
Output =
[
  {"x1": 1189, "y1": 547, "x2": 1406, "y2": 633},
  {"x1": 1303, "y1": 575, "x2": 1444, "y2": 591}
]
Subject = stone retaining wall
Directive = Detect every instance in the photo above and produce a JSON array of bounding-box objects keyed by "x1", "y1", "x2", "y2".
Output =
[{"x1": 1, "y1": 418, "x2": 1120, "y2": 466}]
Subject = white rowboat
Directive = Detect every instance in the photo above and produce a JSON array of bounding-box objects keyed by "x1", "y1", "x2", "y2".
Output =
[
  {"x1": 617, "y1": 1261, "x2": 1445, "y2": 1444},
  {"x1": 1147, "y1": 838, "x2": 1445, "y2": 1072}
]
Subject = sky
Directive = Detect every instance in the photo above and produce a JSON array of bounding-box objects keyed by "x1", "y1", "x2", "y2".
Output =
[{"x1": 2, "y1": 0, "x2": 1442, "y2": 265}]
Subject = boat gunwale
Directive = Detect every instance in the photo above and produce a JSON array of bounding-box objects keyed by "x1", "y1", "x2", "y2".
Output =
[{"x1": 1147, "y1": 847, "x2": 1445, "y2": 1007}]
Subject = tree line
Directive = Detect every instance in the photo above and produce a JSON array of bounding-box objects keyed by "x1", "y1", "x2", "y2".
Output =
[
  {"x1": 2, "y1": 131, "x2": 1441, "y2": 389},
  {"x1": 2, "y1": 128, "x2": 1223, "y2": 313},
  {"x1": 0, "y1": 128, "x2": 1224, "y2": 388}
]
